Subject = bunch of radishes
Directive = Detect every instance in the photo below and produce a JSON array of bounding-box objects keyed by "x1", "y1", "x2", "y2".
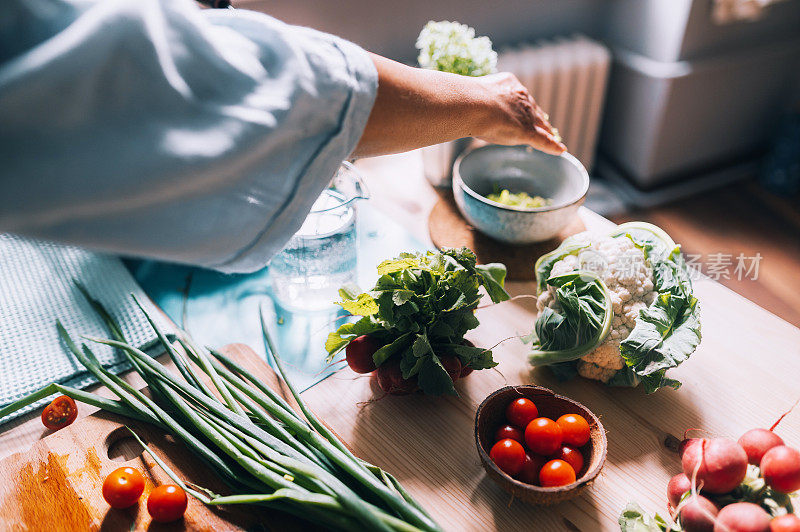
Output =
[
  {"x1": 345, "y1": 335, "x2": 474, "y2": 395},
  {"x1": 664, "y1": 428, "x2": 800, "y2": 531}
]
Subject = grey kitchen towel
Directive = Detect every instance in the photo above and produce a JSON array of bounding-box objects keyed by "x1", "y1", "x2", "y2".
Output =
[{"x1": 0, "y1": 234, "x2": 169, "y2": 423}]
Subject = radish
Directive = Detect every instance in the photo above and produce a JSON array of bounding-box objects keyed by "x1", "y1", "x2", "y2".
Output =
[
  {"x1": 739, "y1": 429, "x2": 785, "y2": 465},
  {"x1": 668, "y1": 473, "x2": 692, "y2": 507},
  {"x1": 760, "y1": 446, "x2": 800, "y2": 494},
  {"x1": 678, "y1": 495, "x2": 718, "y2": 532},
  {"x1": 682, "y1": 438, "x2": 748, "y2": 494},
  {"x1": 459, "y1": 365, "x2": 474, "y2": 378},
  {"x1": 770, "y1": 514, "x2": 800, "y2": 532},
  {"x1": 376, "y1": 359, "x2": 417, "y2": 395},
  {"x1": 346, "y1": 335, "x2": 380, "y2": 374},
  {"x1": 681, "y1": 437, "x2": 701, "y2": 457},
  {"x1": 440, "y1": 355, "x2": 461, "y2": 382},
  {"x1": 713, "y1": 502, "x2": 771, "y2": 532}
]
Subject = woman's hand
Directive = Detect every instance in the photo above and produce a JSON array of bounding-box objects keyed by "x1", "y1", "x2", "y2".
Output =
[
  {"x1": 476, "y1": 72, "x2": 565, "y2": 155},
  {"x1": 354, "y1": 54, "x2": 567, "y2": 158}
]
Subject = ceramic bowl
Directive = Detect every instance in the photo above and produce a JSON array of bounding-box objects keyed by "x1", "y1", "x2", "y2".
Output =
[
  {"x1": 453, "y1": 145, "x2": 589, "y2": 244},
  {"x1": 475, "y1": 385, "x2": 607, "y2": 505}
]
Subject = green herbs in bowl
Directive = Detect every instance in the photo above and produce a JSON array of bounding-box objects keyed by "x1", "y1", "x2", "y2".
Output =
[{"x1": 487, "y1": 188, "x2": 552, "y2": 210}]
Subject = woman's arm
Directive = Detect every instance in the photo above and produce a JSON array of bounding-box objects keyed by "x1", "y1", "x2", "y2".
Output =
[{"x1": 353, "y1": 53, "x2": 566, "y2": 158}]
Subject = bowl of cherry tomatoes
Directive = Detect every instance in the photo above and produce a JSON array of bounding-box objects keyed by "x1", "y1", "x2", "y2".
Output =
[{"x1": 475, "y1": 385, "x2": 607, "y2": 505}]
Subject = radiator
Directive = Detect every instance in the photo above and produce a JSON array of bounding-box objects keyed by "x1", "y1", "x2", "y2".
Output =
[{"x1": 497, "y1": 36, "x2": 611, "y2": 171}]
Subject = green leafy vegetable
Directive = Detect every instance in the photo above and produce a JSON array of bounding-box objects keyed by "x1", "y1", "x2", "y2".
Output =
[
  {"x1": 326, "y1": 248, "x2": 509, "y2": 396},
  {"x1": 529, "y1": 222, "x2": 701, "y2": 393},
  {"x1": 528, "y1": 272, "x2": 613, "y2": 365},
  {"x1": 619, "y1": 503, "x2": 678, "y2": 532}
]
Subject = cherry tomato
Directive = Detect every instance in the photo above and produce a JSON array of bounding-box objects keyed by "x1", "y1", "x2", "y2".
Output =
[
  {"x1": 525, "y1": 417, "x2": 563, "y2": 455},
  {"x1": 494, "y1": 424, "x2": 524, "y2": 444},
  {"x1": 41, "y1": 395, "x2": 78, "y2": 430},
  {"x1": 516, "y1": 453, "x2": 548, "y2": 485},
  {"x1": 489, "y1": 438, "x2": 526, "y2": 476},
  {"x1": 506, "y1": 398, "x2": 539, "y2": 428},
  {"x1": 539, "y1": 459, "x2": 577, "y2": 488},
  {"x1": 102, "y1": 467, "x2": 145, "y2": 509},
  {"x1": 147, "y1": 484, "x2": 188, "y2": 523},
  {"x1": 556, "y1": 414, "x2": 590, "y2": 447},
  {"x1": 554, "y1": 445, "x2": 584, "y2": 475}
]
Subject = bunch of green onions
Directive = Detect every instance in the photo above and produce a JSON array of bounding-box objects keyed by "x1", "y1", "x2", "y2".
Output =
[{"x1": 0, "y1": 286, "x2": 441, "y2": 532}]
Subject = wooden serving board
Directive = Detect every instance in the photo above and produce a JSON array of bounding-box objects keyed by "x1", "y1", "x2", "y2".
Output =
[{"x1": 0, "y1": 344, "x2": 308, "y2": 532}]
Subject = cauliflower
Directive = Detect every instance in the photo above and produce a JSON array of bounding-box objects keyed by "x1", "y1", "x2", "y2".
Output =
[{"x1": 536, "y1": 233, "x2": 657, "y2": 383}]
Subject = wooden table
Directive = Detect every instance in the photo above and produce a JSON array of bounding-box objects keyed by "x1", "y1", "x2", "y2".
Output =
[{"x1": 2, "y1": 151, "x2": 799, "y2": 531}]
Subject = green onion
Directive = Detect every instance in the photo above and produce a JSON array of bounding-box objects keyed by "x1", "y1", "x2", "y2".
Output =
[{"x1": 0, "y1": 287, "x2": 441, "y2": 532}]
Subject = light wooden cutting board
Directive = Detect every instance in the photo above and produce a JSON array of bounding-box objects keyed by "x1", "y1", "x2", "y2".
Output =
[{"x1": 0, "y1": 344, "x2": 311, "y2": 532}]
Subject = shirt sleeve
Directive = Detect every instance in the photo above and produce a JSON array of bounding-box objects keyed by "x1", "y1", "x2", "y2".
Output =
[{"x1": 0, "y1": 0, "x2": 377, "y2": 273}]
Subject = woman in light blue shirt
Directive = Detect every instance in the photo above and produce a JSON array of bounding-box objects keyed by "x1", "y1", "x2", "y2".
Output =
[{"x1": 0, "y1": 0, "x2": 564, "y2": 273}]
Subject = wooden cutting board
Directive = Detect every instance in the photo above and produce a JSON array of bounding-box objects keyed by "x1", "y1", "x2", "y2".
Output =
[{"x1": 0, "y1": 344, "x2": 311, "y2": 532}]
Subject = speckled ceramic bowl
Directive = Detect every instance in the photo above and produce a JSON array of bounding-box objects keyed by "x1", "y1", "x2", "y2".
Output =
[{"x1": 452, "y1": 145, "x2": 589, "y2": 244}]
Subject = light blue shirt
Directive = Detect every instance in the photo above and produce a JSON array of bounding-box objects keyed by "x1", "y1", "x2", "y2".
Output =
[{"x1": 0, "y1": 0, "x2": 377, "y2": 273}]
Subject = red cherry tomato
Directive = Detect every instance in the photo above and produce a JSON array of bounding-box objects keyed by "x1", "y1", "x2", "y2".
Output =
[
  {"x1": 147, "y1": 484, "x2": 188, "y2": 523},
  {"x1": 489, "y1": 438, "x2": 526, "y2": 476},
  {"x1": 494, "y1": 424, "x2": 524, "y2": 444},
  {"x1": 556, "y1": 414, "x2": 590, "y2": 447},
  {"x1": 506, "y1": 398, "x2": 539, "y2": 428},
  {"x1": 525, "y1": 417, "x2": 563, "y2": 455},
  {"x1": 539, "y1": 459, "x2": 577, "y2": 488},
  {"x1": 515, "y1": 453, "x2": 548, "y2": 485},
  {"x1": 554, "y1": 445, "x2": 584, "y2": 475},
  {"x1": 41, "y1": 395, "x2": 78, "y2": 430},
  {"x1": 102, "y1": 467, "x2": 145, "y2": 509}
]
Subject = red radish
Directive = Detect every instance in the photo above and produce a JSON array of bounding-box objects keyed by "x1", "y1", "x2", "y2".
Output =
[
  {"x1": 713, "y1": 502, "x2": 771, "y2": 532},
  {"x1": 440, "y1": 355, "x2": 461, "y2": 382},
  {"x1": 682, "y1": 438, "x2": 748, "y2": 494},
  {"x1": 681, "y1": 437, "x2": 701, "y2": 457},
  {"x1": 516, "y1": 452, "x2": 547, "y2": 485},
  {"x1": 376, "y1": 359, "x2": 417, "y2": 395},
  {"x1": 459, "y1": 365, "x2": 473, "y2": 378},
  {"x1": 761, "y1": 446, "x2": 800, "y2": 494},
  {"x1": 553, "y1": 445, "x2": 584, "y2": 475},
  {"x1": 739, "y1": 429, "x2": 785, "y2": 465},
  {"x1": 668, "y1": 473, "x2": 692, "y2": 507},
  {"x1": 678, "y1": 495, "x2": 718, "y2": 532},
  {"x1": 345, "y1": 335, "x2": 379, "y2": 373},
  {"x1": 494, "y1": 424, "x2": 524, "y2": 444},
  {"x1": 770, "y1": 514, "x2": 800, "y2": 532}
]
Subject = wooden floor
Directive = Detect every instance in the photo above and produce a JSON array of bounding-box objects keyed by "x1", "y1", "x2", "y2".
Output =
[{"x1": 610, "y1": 181, "x2": 800, "y2": 327}]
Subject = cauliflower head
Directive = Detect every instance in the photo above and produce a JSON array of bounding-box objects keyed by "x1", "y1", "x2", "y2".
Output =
[{"x1": 536, "y1": 233, "x2": 657, "y2": 383}]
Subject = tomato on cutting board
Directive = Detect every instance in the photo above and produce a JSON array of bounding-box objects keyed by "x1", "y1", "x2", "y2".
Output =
[
  {"x1": 148, "y1": 484, "x2": 188, "y2": 523},
  {"x1": 41, "y1": 395, "x2": 78, "y2": 430},
  {"x1": 102, "y1": 467, "x2": 145, "y2": 509}
]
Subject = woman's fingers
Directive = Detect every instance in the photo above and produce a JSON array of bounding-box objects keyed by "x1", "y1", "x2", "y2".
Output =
[{"x1": 531, "y1": 125, "x2": 567, "y2": 155}]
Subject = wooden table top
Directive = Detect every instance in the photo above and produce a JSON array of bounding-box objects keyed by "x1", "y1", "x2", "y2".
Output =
[
  {"x1": 1, "y1": 150, "x2": 798, "y2": 531},
  {"x1": 299, "y1": 152, "x2": 800, "y2": 530}
]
